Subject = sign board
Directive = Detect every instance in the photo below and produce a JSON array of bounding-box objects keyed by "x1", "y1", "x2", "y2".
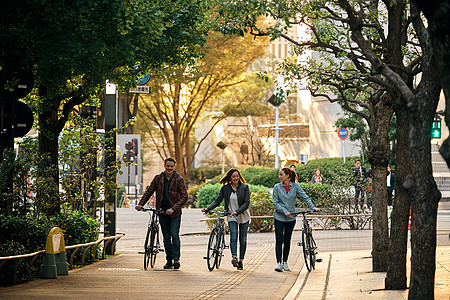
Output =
[
  {"x1": 129, "y1": 86, "x2": 150, "y2": 93},
  {"x1": 338, "y1": 127, "x2": 349, "y2": 140},
  {"x1": 137, "y1": 74, "x2": 150, "y2": 85}
]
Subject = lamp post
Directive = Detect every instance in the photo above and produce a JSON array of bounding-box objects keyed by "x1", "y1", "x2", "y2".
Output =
[
  {"x1": 268, "y1": 88, "x2": 285, "y2": 169},
  {"x1": 104, "y1": 81, "x2": 117, "y2": 255},
  {"x1": 216, "y1": 141, "x2": 227, "y2": 173}
]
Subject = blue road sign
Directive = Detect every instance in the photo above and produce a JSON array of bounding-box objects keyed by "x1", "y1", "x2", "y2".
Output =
[{"x1": 338, "y1": 127, "x2": 349, "y2": 140}]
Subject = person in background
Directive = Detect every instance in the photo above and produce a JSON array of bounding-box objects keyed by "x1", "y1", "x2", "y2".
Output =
[
  {"x1": 136, "y1": 158, "x2": 188, "y2": 270},
  {"x1": 353, "y1": 159, "x2": 367, "y2": 209},
  {"x1": 272, "y1": 167, "x2": 320, "y2": 272},
  {"x1": 387, "y1": 165, "x2": 395, "y2": 207},
  {"x1": 201, "y1": 168, "x2": 251, "y2": 270},
  {"x1": 366, "y1": 169, "x2": 372, "y2": 208},
  {"x1": 289, "y1": 164, "x2": 299, "y2": 183},
  {"x1": 311, "y1": 168, "x2": 324, "y2": 184},
  {"x1": 240, "y1": 142, "x2": 249, "y2": 164}
]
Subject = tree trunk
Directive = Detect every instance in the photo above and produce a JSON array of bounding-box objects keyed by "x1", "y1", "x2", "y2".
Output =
[
  {"x1": 368, "y1": 98, "x2": 392, "y2": 271},
  {"x1": 408, "y1": 95, "x2": 441, "y2": 299},
  {"x1": 37, "y1": 102, "x2": 63, "y2": 216},
  {"x1": 386, "y1": 106, "x2": 411, "y2": 289}
]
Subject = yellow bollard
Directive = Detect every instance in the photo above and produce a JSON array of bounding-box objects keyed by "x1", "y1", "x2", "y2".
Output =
[{"x1": 39, "y1": 227, "x2": 68, "y2": 278}]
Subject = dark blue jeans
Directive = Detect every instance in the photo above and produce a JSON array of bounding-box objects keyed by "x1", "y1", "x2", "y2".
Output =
[
  {"x1": 228, "y1": 221, "x2": 249, "y2": 259},
  {"x1": 159, "y1": 214, "x2": 181, "y2": 261},
  {"x1": 274, "y1": 218, "x2": 296, "y2": 263}
]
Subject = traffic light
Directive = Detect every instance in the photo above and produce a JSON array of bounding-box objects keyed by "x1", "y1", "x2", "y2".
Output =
[
  {"x1": 131, "y1": 138, "x2": 138, "y2": 156},
  {"x1": 123, "y1": 141, "x2": 135, "y2": 163},
  {"x1": 431, "y1": 117, "x2": 441, "y2": 139}
]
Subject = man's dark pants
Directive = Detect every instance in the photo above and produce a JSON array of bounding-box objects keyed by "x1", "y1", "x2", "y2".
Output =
[{"x1": 159, "y1": 214, "x2": 181, "y2": 261}]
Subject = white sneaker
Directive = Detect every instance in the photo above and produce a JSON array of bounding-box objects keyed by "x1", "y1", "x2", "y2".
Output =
[
  {"x1": 274, "y1": 263, "x2": 283, "y2": 272},
  {"x1": 283, "y1": 262, "x2": 290, "y2": 271}
]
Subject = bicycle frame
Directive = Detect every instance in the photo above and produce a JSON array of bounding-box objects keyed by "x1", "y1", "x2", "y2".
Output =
[
  {"x1": 141, "y1": 208, "x2": 165, "y2": 270},
  {"x1": 203, "y1": 210, "x2": 229, "y2": 271},
  {"x1": 293, "y1": 210, "x2": 321, "y2": 272}
]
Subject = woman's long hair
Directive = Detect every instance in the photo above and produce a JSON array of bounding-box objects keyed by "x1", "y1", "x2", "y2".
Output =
[
  {"x1": 280, "y1": 167, "x2": 296, "y2": 183},
  {"x1": 219, "y1": 168, "x2": 246, "y2": 185}
]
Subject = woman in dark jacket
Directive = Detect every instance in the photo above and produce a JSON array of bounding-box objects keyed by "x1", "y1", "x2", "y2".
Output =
[{"x1": 202, "y1": 168, "x2": 251, "y2": 270}]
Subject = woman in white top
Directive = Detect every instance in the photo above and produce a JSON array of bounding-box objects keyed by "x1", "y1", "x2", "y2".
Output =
[{"x1": 202, "y1": 168, "x2": 251, "y2": 270}]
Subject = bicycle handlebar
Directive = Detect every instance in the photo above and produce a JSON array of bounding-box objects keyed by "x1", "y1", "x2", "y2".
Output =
[
  {"x1": 140, "y1": 208, "x2": 167, "y2": 215},
  {"x1": 291, "y1": 210, "x2": 316, "y2": 216},
  {"x1": 204, "y1": 210, "x2": 230, "y2": 217}
]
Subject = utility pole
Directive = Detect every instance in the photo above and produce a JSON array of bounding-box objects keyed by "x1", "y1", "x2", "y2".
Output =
[{"x1": 104, "y1": 81, "x2": 117, "y2": 255}]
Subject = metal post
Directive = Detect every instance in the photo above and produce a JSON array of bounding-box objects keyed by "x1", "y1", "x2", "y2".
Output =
[
  {"x1": 222, "y1": 149, "x2": 225, "y2": 174},
  {"x1": 104, "y1": 82, "x2": 117, "y2": 255},
  {"x1": 135, "y1": 159, "x2": 138, "y2": 199},
  {"x1": 275, "y1": 106, "x2": 280, "y2": 169},
  {"x1": 343, "y1": 139, "x2": 346, "y2": 164}
]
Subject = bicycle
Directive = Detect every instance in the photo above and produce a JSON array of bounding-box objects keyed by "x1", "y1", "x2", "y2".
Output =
[
  {"x1": 293, "y1": 210, "x2": 322, "y2": 272},
  {"x1": 140, "y1": 207, "x2": 165, "y2": 270},
  {"x1": 203, "y1": 210, "x2": 229, "y2": 271}
]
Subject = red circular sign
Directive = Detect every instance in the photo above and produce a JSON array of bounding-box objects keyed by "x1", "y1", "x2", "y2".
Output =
[{"x1": 338, "y1": 127, "x2": 349, "y2": 140}]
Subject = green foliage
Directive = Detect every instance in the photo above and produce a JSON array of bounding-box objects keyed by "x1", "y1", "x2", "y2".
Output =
[
  {"x1": 0, "y1": 209, "x2": 100, "y2": 254},
  {"x1": 188, "y1": 165, "x2": 231, "y2": 185},
  {"x1": 222, "y1": 102, "x2": 270, "y2": 117},
  {"x1": 248, "y1": 191, "x2": 273, "y2": 232},
  {"x1": 0, "y1": 215, "x2": 52, "y2": 253},
  {"x1": 196, "y1": 184, "x2": 222, "y2": 208},
  {"x1": 50, "y1": 210, "x2": 100, "y2": 246},
  {"x1": 0, "y1": 241, "x2": 30, "y2": 286},
  {"x1": 298, "y1": 183, "x2": 334, "y2": 208},
  {"x1": 240, "y1": 166, "x2": 279, "y2": 188},
  {"x1": 294, "y1": 157, "x2": 357, "y2": 185},
  {"x1": 196, "y1": 183, "x2": 268, "y2": 208}
]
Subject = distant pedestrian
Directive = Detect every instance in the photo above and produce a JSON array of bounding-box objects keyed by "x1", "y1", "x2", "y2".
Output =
[
  {"x1": 272, "y1": 167, "x2": 320, "y2": 272},
  {"x1": 311, "y1": 168, "x2": 324, "y2": 184},
  {"x1": 202, "y1": 168, "x2": 251, "y2": 270},
  {"x1": 387, "y1": 165, "x2": 395, "y2": 207},
  {"x1": 289, "y1": 164, "x2": 299, "y2": 182},
  {"x1": 136, "y1": 158, "x2": 188, "y2": 269},
  {"x1": 240, "y1": 142, "x2": 249, "y2": 164},
  {"x1": 353, "y1": 159, "x2": 367, "y2": 209}
]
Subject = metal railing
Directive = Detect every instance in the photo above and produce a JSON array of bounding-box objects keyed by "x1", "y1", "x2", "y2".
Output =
[{"x1": 0, "y1": 232, "x2": 125, "y2": 286}]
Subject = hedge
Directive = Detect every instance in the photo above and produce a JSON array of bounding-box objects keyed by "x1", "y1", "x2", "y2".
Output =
[{"x1": 196, "y1": 183, "x2": 269, "y2": 208}]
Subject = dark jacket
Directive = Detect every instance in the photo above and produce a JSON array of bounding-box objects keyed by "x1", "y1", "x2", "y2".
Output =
[
  {"x1": 353, "y1": 166, "x2": 367, "y2": 184},
  {"x1": 139, "y1": 171, "x2": 188, "y2": 218},
  {"x1": 207, "y1": 183, "x2": 250, "y2": 215},
  {"x1": 387, "y1": 170, "x2": 395, "y2": 189}
]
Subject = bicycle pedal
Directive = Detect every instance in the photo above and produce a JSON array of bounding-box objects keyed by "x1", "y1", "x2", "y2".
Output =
[
  {"x1": 316, "y1": 258, "x2": 323, "y2": 263},
  {"x1": 203, "y1": 257, "x2": 208, "y2": 259},
  {"x1": 297, "y1": 242, "x2": 303, "y2": 246}
]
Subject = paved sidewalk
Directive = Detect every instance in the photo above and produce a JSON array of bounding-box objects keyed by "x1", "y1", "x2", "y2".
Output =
[
  {"x1": 286, "y1": 246, "x2": 450, "y2": 299},
  {"x1": 0, "y1": 207, "x2": 448, "y2": 299}
]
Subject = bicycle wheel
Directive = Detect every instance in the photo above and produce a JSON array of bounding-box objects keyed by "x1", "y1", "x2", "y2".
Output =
[
  {"x1": 308, "y1": 232, "x2": 317, "y2": 270},
  {"x1": 216, "y1": 231, "x2": 225, "y2": 269},
  {"x1": 302, "y1": 229, "x2": 313, "y2": 272},
  {"x1": 207, "y1": 229, "x2": 219, "y2": 271},
  {"x1": 144, "y1": 227, "x2": 152, "y2": 270},
  {"x1": 150, "y1": 226, "x2": 158, "y2": 268}
]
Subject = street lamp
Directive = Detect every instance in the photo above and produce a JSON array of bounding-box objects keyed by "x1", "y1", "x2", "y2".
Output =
[{"x1": 216, "y1": 141, "x2": 227, "y2": 173}]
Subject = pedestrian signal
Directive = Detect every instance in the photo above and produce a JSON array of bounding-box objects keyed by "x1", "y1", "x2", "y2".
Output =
[{"x1": 432, "y1": 117, "x2": 441, "y2": 139}]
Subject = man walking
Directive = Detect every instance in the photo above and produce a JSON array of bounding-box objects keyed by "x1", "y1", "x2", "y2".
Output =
[
  {"x1": 387, "y1": 165, "x2": 395, "y2": 207},
  {"x1": 353, "y1": 159, "x2": 367, "y2": 209},
  {"x1": 136, "y1": 158, "x2": 188, "y2": 269}
]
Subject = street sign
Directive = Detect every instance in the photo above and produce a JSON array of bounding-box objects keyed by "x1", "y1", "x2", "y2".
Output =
[
  {"x1": 14, "y1": 101, "x2": 34, "y2": 137},
  {"x1": 136, "y1": 74, "x2": 150, "y2": 85},
  {"x1": 129, "y1": 86, "x2": 150, "y2": 93},
  {"x1": 338, "y1": 127, "x2": 349, "y2": 140}
]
